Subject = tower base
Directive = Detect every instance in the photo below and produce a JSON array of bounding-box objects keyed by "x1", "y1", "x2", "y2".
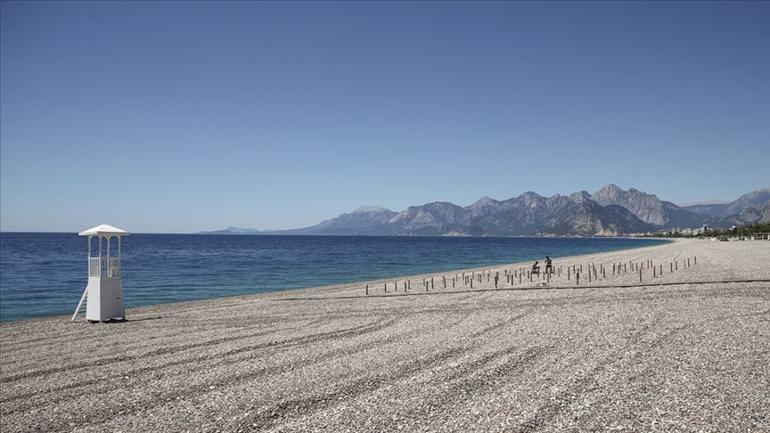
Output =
[{"x1": 85, "y1": 277, "x2": 125, "y2": 322}]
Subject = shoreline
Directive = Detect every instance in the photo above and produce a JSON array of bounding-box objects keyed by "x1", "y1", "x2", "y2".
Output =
[
  {"x1": 1, "y1": 238, "x2": 769, "y2": 432},
  {"x1": 1, "y1": 237, "x2": 673, "y2": 324}
]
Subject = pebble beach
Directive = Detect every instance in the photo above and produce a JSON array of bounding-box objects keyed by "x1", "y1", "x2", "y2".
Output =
[{"x1": 1, "y1": 238, "x2": 769, "y2": 432}]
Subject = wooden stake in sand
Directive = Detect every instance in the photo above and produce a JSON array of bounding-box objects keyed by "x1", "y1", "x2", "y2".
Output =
[
  {"x1": 366, "y1": 284, "x2": 368, "y2": 296},
  {"x1": 639, "y1": 268, "x2": 642, "y2": 283},
  {"x1": 576, "y1": 272, "x2": 580, "y2": 285}
]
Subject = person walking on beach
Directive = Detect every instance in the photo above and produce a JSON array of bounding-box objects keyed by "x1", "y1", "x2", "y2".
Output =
[
  {"x1": 531, "y1": 261, "x2": 541, "y2": 274},
  {"x1": 545, "y1": 256, "x2": 553, "y2": 274}
]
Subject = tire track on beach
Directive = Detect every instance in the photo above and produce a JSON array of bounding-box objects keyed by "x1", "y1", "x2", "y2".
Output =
[
  {"x1": 603, "y1": 305, "x2": 770, "y2": 399},
  {"x1": 468, "y1": 310, "x2": 532, "y2": 339},
  {"x1": 0, "y1": 329, "x2": 96, "y2": 351},
  {"x1": 0, "y1": 327, "x2": 283, "y2": 384},
  {"x1": 261, "y1": 343, "x2": 550, "y2": 432},
  {"x1": 0, "y1": 316, "x2": 393, "y2": 385},
  {"x1": 236, "y1": 313, "x2": 524, "y2": 430},
  {"x1": 2, "y1": 306, "x2": 460, "y2": 406},
  {"x1": 512, "y1": 316, "x2": 664, "y2": 433},
  {"x1": 0, "y1": 324, "x2": 267, "y2": 372},
  {"x1": 2, "y1": 317, "x2": 442, "y2": 432},
  {"x1": 386, "y1": 344, "x2": 550, "y2": 430},
  {"x1": 1, "y1": 314, "x2": 283, "y2": 355},
  {"x1": 233, "y1": 346, "x2": 471, "y2": 432},
  {"x1": 0, "y1": 316, "x2": 405, "y2": 417},
  {"x1": 3, "y1": 315, "x2": 400, "y2": 406},
  {"x1": 0, "y1": 326, "x2": 286, "y2": 410},
  {"x1": 559, "y1": 315, "x2": 717, "y2": 431}
]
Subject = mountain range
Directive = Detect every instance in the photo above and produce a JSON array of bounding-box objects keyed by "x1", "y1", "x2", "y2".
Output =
[{"x1": 203, "y1": 185, "x2": 770, "y2": 237}]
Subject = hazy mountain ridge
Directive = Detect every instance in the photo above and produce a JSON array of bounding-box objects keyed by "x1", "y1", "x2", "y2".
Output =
[
  {"x1": 720, "y1": 203, "x2": 770, "y2": 226},
  {"x1": 204, "y1": 185, "x2": 769, "y2": 236},
  {"x1": 684, "y1": 187, "x2": 770, "y2": 226},
  {"x1": 202, "y1": 226, "x2": 264, "y2": 235}
]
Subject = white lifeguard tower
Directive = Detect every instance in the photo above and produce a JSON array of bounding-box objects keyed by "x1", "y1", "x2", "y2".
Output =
[{"x1": 72, "y1": 224, "x2": 129, "y2": 322}]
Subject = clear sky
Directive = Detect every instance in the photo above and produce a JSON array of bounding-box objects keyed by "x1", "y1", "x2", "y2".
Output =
[{"x1": 2, "y1": 1, "x2": 769, "y2": 233}]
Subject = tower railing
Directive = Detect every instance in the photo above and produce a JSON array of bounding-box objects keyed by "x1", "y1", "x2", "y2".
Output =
[{"x1": 88, "y1": 257, "x2": 121, "y2": 278}]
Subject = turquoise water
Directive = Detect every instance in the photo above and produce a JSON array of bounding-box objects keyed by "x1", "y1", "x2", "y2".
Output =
[{"x1": 0, "y1": 233, "x2": 668, "y2": 321}]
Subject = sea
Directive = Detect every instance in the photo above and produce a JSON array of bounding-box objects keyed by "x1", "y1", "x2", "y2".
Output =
[{"x1": 0, "y1": 233, "x2": 668, "y2": 321}]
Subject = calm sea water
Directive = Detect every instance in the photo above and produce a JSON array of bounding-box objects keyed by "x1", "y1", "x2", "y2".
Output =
[{"x1": 0, "y1": 233, "x2": 668, "y2": 321}]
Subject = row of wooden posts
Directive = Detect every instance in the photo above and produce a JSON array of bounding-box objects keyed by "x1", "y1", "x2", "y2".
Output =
[{"x1": 364, "y1": 256, "x2": 698, "y2": 296}]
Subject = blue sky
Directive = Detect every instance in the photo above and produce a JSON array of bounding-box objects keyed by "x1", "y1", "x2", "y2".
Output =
[{"x1": 2, "y1": 1, "x2": 769, "y2": 233}]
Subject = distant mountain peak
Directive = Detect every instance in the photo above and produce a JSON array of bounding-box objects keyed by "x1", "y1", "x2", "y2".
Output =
[
  {"x1": 471, "y1": 196, "x2": 500, "y2": 208},
  {"x1": 475, "y1": 195, "x2": 497, "y2": 203},
  {"x1": 592, "y1": 184, "x2": 667, "y2": 225},
  {"x1": 352, "y1": 205, "x2": 392, "y2": 214},
  {"x1": 570, "y1": 191, "x2": 592, "y2": 203}
]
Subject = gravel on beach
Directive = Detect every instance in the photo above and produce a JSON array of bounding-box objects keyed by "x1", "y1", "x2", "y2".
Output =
[{"x1": 1, "y1": 239, "x2": 769, "y2": 432}]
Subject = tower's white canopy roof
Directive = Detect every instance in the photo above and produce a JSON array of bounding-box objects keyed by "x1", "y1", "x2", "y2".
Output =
[{"x1": 78, "y1": 224, "x2": 129, "y2": 237}]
